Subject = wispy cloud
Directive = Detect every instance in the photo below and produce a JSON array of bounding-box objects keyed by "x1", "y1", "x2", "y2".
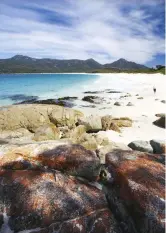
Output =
[{"x1": 0, "y1": 0, "x2": 165, "y2": 64}]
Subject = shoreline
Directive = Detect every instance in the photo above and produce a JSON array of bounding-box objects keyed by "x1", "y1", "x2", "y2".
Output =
[
  {"x1": 0, "y1": 72, "x2": 165, "y2": 146},
  {"x1": 0, "y1": 90, "x2": 165, "y2": 145}
]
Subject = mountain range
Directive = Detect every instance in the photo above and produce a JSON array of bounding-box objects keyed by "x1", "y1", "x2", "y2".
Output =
[{"x1": 0, "y1": 55, "x2": 149, "y2": 73}]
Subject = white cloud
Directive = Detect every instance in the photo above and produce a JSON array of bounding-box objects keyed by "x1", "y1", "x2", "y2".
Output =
[{"x1": 0, "y1": 0, "x2": 164, "y2": 64}]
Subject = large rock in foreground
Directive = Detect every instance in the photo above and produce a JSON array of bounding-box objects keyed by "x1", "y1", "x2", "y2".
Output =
[
  {"x1": 0, "y1": 144, "x2": 100, "y2": 181},
  {"x1": 105, "y1": 150, "x2": 165, "y2": 233},
  {"x1": 37, "y1": 144, "x2": 100, "y2": 181},
  {"x1": 0, "y1": 170, "x2": 120, "y2": 233},
  {"x1": 0, "y1": 104, "x2": 83, "y2": 133}
]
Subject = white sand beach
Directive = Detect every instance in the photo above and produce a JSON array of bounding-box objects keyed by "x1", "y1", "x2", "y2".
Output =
[{"x1": 74, "y1": 73, "x2": 166, "y2": 145}]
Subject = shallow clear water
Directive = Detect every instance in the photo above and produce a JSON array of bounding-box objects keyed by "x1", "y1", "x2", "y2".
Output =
[
  {"x1": 0, "y1": 73, "x2": 99, "y2": 106},
  {"x1": 0, "y1": 73, "x2": 165, "y2": 106}
]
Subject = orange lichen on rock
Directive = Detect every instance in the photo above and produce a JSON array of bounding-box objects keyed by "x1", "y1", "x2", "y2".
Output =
[
  {"x1": 0, "y1": 144, "x2": 100, "y2": 181},
  {"x1": 106, "y1": 150, "x2": 165, "y2": 233},
  {"x1": 0, "y1": 170, "x2": 119, "y2": 233}
]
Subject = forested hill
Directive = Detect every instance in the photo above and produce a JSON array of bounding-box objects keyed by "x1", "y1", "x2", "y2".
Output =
[{"x1": 0, "y1": 55, "x2": 164, "y2": 73}]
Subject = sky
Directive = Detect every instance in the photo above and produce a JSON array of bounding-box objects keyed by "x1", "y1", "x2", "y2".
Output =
[{"x1": 0, "y1": 0, "x2": 165, "y2": 67}]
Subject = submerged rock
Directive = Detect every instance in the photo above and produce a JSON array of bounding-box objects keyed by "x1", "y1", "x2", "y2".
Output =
[
  {"x1": 150, "y1": 139, "x2": 166, "y2": 154},
  {"x1": 19, "y1": 98, "x2": 76, "y2": 108},
  {"x1": 83, "y1": 91, "x2": 103, "y2": 94},
  {"x1": 4, "y1": 94, "x2": 39, "y2": 102},
  {"x1": 36, "y1": 99, "x2": 75, "y2": 108},
  {"x1": 58, "y1": 96, "x2": 78, "y2": 101},
  {"x1": 128, "y1": 140, "x2": 153, "y2": 153},
  {"x1": 82, "y1": 96, "x2": 104, "y2": 104},
  {"x1": 105, "y1": 150, "x2": 165, "y2": 233}
]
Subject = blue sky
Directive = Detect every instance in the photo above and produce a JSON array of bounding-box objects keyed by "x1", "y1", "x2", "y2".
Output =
[{"x1": 0, "y1": 0, "x2": 165, "y2": 67}]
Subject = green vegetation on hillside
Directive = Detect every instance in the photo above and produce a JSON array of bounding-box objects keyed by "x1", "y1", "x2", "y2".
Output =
[{"x1": 0, "y1": 55, "x2": 165, "y2": 74}]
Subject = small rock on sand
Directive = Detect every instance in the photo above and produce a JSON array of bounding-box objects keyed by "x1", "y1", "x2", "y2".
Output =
[
  {"x1": 126, "y1": 102, "x2": 134, "y2": 106},
  {"x1": 114, "y1": 101, "x2": 122, "y2": 106},
  {"x1": 128, "y1": 140, "x2": 153, "y2": 153},
  {"x1": 161, "y1": 100, "x2": 166, "y2": 104}
]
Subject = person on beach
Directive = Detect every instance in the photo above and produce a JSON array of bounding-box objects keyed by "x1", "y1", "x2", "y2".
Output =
[{"x1": 153, "y1": 86, "x2": 156, "y2": 94}]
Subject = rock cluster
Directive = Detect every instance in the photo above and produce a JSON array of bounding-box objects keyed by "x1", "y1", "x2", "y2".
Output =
[
  {"x1": 0, "y1": 104, "x2": 83, "y2": 133},
  {"x1": 0, "y1": 143, "x2": 119, "y2": 233},
  {"x1": 0, "y1": 140, "x2": 165, "y2": 233},
  {"x1": 19, "y1": 97, "x2": 78, "y2": 108},
  {"x1": 128, "y1": 139, "x2": 165, "y2": 155},
  {"x1": 0, "y1": 104, "x2": 165, "y2": 233},
  {"x1": 0, "y1": 106, "x2": 135, "y2": 157}
]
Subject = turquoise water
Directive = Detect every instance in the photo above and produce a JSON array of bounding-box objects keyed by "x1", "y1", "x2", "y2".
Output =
[
  {"x1": 0, "y1": 73, "x2": 99, "y2": 106},
  {"x1": 1, "y1": 73, "x2": 163, "y2": 107}
]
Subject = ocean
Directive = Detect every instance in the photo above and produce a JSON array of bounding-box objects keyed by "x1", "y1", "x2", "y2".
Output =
[{"x1": 0, "y1": 73, "x2": 165, "y2": 107}]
